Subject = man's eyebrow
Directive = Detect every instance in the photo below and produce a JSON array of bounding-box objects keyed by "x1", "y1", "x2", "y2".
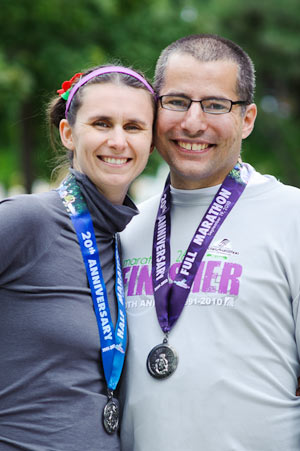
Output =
[
  {"x1": 162, "y1": 93, "x2": 229, "y2": 101},
  {"x1": 162, "y1": 92, "x2": 190, "y2": 98}
]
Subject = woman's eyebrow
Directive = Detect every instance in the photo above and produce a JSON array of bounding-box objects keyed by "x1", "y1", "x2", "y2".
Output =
[{"x1": 87, "y1": 115, "x2": 148, "y2": 127}]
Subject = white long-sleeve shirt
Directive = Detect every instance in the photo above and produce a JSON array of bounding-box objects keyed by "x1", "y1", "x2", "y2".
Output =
[{"x1": 120, "y1": 164, "x2": 300, "y2": 451}]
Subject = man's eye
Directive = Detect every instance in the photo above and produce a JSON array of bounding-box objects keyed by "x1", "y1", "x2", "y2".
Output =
[
  {"x1": 204, "y1": 100, "x2": 229, "y2": 111},
  {"x1": 208, "y1": 102, "x2": 224, "y2": 109},
  {"x1": 167, "y1": 98, "x2": 188, "y2": 107}
]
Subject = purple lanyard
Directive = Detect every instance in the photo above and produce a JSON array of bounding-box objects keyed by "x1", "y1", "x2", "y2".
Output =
[{"x1": 152, "y1": 163, "x2": 251, "y2": 334}]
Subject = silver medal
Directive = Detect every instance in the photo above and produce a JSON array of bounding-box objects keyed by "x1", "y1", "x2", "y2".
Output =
[
  {"x1": 147, "y1": 341, "x2": 178, "y2": 379},
  {"x1": 103, "y1": 398, "x2": 119, "y2": 434}
]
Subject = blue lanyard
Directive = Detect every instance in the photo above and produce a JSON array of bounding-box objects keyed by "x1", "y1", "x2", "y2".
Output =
[{"x1": 58, "y1": 174, "x2": 127, "y2": 391}]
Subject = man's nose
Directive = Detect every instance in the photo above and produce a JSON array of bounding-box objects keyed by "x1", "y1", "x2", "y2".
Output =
[{"x1": 180, "y1": 102, "x2": 208, "y2": 135}]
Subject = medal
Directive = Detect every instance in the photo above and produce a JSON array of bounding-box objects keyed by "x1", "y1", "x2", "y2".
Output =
[
  {"x1": 103, "y1": 390, "x2": 120, "y2": 435},
  {"x1": 149, "y1": 163, "x2": 251, "y2": 378},
  {"x1": 147, "y1": 337, "x2": 178, "y2": 379}
]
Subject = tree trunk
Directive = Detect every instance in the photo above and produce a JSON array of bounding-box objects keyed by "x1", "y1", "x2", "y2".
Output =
[{"x1": 20, "y1": 100, "x2": 35, "y2": 194}]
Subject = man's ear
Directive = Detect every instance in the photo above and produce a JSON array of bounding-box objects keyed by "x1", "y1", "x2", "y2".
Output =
[
  {"x1": 242, "y1": 103, "x2": 257, "y2": 139},
  {"x1": 59, "y1": 119, "x2": 75, "y2": 150}
]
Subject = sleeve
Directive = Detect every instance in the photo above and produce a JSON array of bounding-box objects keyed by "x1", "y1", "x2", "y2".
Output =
[
  {"x1": 289, "y1": 199, "x2": 300, "y2": 364},
  {"x1": 0, "y1": 195, "x2": 48, "y2": 283}
]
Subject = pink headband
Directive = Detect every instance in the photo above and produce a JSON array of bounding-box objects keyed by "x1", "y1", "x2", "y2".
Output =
[{"x1": 65, "y1": 66, "x2": 155, "y2": 118}]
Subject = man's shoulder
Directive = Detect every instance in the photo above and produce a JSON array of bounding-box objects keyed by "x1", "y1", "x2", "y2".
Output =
[
  {"x1": 266, "y1": 176, "x2": 300, "y2": 202},
  {"x1": 246, "y1": 165, "x2": 300, "y2": 202},
  {"x1": 138, "y1": 193, "x2": 162, "y2": 213},
  {"x1": 121, "y1": 193, "x2": 161, "y2": 243}
]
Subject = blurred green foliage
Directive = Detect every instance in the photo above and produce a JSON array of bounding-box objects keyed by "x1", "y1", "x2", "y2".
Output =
[{"x1": 0, "y1": 0, "x2": 299, "y2": 193}]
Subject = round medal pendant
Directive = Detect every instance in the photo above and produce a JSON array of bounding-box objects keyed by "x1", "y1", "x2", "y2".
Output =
[
  {"x1": 103, "y1": 399, "x2": 119, "y2": 434},
  {"x1": 147, "y1": 343, "x2": 178, "y2": 379}
]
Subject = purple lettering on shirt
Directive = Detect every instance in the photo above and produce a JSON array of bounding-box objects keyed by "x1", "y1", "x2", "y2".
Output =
[
  {"x1": 136, "y1": 265, "x2": 153, "y2": 295},
  {"x1": 127, "y1": 265, "x2": 139, "y2": 296},
  {"x1": 123, "y1": 260, "x2": 243, "y2": 298},
  {"x1": 219, "y1": 263, "x2": 242, "y2": 295},
  {"x1": 191, "y1": 262, "x2": 205, "y2": 293},
  {"x1": 122, "y1": 267, "x2": 131, "y2": 286},
  {"x1": 202, "y1": 261, "x2": 221, "y2": 293}
]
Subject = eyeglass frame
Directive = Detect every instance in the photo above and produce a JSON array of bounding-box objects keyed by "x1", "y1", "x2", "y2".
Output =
[{"x1": 159, "y1": 95, "x2": 250, "y2": 114}]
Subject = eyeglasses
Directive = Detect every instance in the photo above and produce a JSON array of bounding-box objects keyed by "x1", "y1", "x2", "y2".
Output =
[{"x1": 159, "y1": 95, "x2": 249, "y2": 114}]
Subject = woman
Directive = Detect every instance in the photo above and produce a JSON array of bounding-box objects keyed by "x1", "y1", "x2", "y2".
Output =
[{"x1": 0, "y1": 65, "x2": 155, "y2": 450}]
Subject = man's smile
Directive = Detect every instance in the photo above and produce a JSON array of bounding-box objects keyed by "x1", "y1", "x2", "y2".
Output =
[{"x1": 177, "y1": 140, "x2": 213, "y2": 152}]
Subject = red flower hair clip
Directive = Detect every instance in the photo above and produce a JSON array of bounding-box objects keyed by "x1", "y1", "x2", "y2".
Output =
[{"x1": 57, "y1": 72, "x2": 83, "y2": 100}]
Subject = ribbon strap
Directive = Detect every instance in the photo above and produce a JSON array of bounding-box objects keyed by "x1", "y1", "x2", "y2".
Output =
[
  {"x1": 58, "y1": 174, "x2": 127, "y2": 390},
  {"x1": 152, "y1": 163, "x2": 251, "y2": 333}
]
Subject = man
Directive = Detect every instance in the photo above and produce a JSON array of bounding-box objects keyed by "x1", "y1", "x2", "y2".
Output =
[{"x1": 120, "y1": 34, "x2": 300, "y2": 450}]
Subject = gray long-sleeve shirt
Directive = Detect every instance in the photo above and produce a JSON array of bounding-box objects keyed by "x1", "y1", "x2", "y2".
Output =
[{"x1": 0, "y1": 170, "x2": 138, "y2": 450}]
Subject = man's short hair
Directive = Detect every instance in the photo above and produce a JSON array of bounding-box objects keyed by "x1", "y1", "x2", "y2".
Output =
[{"x1": 154, "y1": 34, "x2": 256, "y2": 104}]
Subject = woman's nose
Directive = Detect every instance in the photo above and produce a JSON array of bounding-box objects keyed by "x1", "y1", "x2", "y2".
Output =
[{"x1": 107, "y1": 128, "x2": 127, "y2": 151}]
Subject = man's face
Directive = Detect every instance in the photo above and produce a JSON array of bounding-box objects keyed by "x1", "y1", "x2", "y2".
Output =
[{"x1": 155, "y1": 53, "x2": 257, "y2": 189}]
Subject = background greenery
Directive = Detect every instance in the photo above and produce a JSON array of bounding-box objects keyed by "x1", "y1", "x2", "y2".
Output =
[{"x1": 0, "y1": 0, "x2": 299, "y2": 194}]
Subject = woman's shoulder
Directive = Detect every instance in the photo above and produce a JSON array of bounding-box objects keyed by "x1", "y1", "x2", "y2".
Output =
[
  {"x1": 0, "y1": 190, "x2": 66, "y2": 277},
  {"x1": 0, "y1": 190, "x2": 63, "y2": 233}
]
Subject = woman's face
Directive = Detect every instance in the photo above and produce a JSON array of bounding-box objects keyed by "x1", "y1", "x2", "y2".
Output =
[{"x1": 60, "y1": 82, "x2": 154, "y2": 204}]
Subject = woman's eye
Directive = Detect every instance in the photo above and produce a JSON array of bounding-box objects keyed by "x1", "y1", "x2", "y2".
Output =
[
  {"x1": 94, "y1": 121, "x2": 109, "y2": 128},
  {"x1": 125, "y1": 124, "x2": 141, "y2": 131}
]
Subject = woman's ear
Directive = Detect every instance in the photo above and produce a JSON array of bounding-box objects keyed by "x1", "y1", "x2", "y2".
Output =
[{"x1": 59, "y1": 119, "x2": 75, "y2": 150}]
